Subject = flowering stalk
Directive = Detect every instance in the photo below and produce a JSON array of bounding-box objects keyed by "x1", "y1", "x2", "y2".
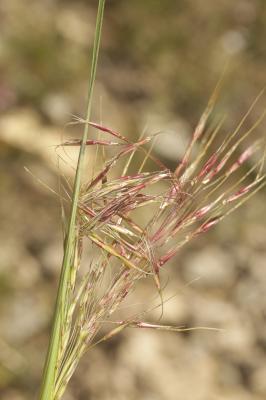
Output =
[
  {"x1": 39, "y1": 2, "x2": 265, "y2": 399},
  {"x1": 39, "y1": 1, "x2": 105, "y2": 399}
]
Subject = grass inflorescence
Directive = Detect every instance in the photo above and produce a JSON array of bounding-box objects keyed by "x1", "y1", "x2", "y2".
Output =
[{"x1": 39, "y1": 1, "x2": 265, "y2": 399}]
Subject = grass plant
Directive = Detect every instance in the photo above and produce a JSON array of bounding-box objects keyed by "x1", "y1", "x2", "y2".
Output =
[{"x1": 39, "y1": 1, "x2": 265, "y2": 399}]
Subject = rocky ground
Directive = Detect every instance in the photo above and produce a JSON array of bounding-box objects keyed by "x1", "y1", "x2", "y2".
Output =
[{"x1": 0, "y1": 1, "x2": 266, "y2": 399}]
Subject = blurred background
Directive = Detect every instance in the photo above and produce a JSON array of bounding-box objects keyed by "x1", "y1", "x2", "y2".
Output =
[{"x1": 0, "y1": 1, "x2": 266, "y2": 399}]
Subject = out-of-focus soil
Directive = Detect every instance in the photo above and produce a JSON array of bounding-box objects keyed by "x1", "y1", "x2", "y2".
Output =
[{"x1": 0, "y1": 1, "x2": 266, "y2": 399}]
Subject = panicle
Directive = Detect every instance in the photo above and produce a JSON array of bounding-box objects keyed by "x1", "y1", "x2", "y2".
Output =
[{"x1": 54, "y1": 92, "x2": 265, "y2": 397}]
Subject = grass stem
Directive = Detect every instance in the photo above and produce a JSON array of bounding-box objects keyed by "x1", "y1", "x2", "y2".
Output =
[{"x1": 39, "y1": 1, "x2": 105, "y2": 399}]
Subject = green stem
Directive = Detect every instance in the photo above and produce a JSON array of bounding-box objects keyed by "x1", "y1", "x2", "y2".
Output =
[{"x1": 39, "y1": 1, "x2": 105, "y2": 399}]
